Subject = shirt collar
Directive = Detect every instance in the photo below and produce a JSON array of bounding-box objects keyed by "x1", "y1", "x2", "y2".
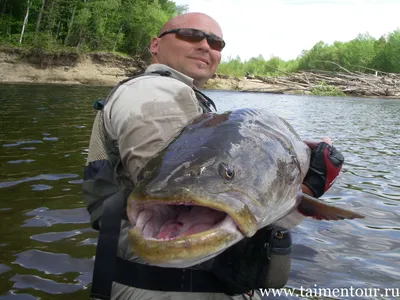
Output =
[{"x1": 145, "y1": 64, "x2": 194, "y2": 87}]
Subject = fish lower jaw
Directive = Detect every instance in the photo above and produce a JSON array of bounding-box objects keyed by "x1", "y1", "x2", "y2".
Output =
[{"x1": 127, "y1": 215, "x2": 244, "y2": 268}]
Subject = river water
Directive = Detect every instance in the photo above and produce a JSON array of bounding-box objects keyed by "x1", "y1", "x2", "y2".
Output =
[{"x1": 0, "y1": 83, "x2": 399, "y2": 300}]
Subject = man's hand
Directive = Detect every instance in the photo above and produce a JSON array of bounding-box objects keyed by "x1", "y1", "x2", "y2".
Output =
[{"x1": 302, "y1": 137, "x2": 345, "y2": 198}]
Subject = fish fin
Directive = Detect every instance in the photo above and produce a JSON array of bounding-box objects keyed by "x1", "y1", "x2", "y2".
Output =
[{"x1": 297, "y1": 193, "x2": 365, "y2": 220}]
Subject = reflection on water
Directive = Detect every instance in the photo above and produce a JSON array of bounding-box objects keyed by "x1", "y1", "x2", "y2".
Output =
[{"x1": 0, "y1": 84, "x2": 399, "y2": 300}]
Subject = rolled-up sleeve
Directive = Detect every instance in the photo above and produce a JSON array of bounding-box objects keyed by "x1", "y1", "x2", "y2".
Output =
[{"x1": 103, "y1": 76, "x2": 202, "y2": 184}]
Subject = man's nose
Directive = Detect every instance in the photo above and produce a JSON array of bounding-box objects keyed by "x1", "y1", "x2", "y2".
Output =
[{"x1": 195, "y1": 38, "x2": 210, "y2": 51}]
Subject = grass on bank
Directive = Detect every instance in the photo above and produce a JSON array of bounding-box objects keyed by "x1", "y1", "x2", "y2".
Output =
[{"x1": 310, "y1": 81, "x2": 346, "y2": 97}]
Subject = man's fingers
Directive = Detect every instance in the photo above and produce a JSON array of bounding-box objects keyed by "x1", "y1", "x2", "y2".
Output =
[
  {"x1": 322, "y1": 136, "x2": 332, "y2": 146},
  {"x1": 304, "y1": 137, "x2": 333, "y2": 149}
]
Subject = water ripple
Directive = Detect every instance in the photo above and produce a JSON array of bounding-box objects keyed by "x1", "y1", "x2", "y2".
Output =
[
  {"x1": 0, "y1": 264, "x2": 11, "y2": 275},
  {"x1": 7, "y1": 160, "x2": 35, "y2": 164},
  {"x1": 30, "y1": 184, "x2": 53, "y2": 191},
  {"x1": 2, "y1": 141, "x2": 43, "y2": 148},
  {"x1": 9, "y1": 275, "x2": 84, "y2": 294},
  {"x1": 0, "y1": 174, "x2": 79, "y2": 189},
  {"x1": 14, "y1": 250, "x2": 93, "y2": 275},
  {"x1": 0, "y1": 292, "x2": 38, "y2": 299},
  {"x1": 22, "y1": 208, "x2": 90, "y2": 227},
  {"x1": 31, "y1": 228, "x2": 95, "y2": 243}
]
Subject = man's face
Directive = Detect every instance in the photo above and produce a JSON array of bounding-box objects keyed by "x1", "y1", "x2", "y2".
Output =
[{"x1": 150, "y1": 15, "x2": 223, "y2": 86}]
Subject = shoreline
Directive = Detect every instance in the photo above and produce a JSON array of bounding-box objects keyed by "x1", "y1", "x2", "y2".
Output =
[
  {"x1": 1, "y1": 47, "x2": 399, "y2": 99},
  {"x1": 0, "y1": 47, "x2": 141, "y2": 87},
  {"x1": 0, "y1": 47, "x2": 288, "y2": 92}
]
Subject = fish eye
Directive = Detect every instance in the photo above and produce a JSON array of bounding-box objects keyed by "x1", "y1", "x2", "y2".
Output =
[
  {"x1": 188, "y1": 170, "x2": 197, "y2": 177},
  {"x1": 218, "y1": 163, "x2": 234, "y2": 180}
]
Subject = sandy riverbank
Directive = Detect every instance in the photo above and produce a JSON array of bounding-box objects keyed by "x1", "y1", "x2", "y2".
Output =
[
  {"x1": 0, "y1": 47, "x2": 141, "y2": 86},
  {"x1": 0, "y1": 47, "x2": 288, "y2": 92}
]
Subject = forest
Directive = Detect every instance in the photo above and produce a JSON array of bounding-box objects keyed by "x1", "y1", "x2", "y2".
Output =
[
  {"x1": 219, "y1": 32, "x2": 400, "y2": 77},
  {"x1": 0, "y1": 0, "x2": 187, "y2": 56},
  {"x1": 1, "y1": 0, "x2": 399, "y2": 78}
]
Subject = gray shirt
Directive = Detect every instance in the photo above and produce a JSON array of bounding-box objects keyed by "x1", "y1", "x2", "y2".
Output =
[{"x1": 103, "y1": 63, "x2": 204, "y2": 186}]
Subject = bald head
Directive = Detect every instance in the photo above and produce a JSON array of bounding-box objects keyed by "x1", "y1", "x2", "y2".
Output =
[
  {"x1": 149, "y1": 12, "x2": 224, "y2": 87},
  {"x1": 158, "y1": 13, "x2": 223, "y2": 38}
]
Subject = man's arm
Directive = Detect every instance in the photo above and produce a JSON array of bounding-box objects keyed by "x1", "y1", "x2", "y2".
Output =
[
  {"x1": 103, "y1": 76, "x2": 202, "y2": 184},
  {"x1": 302, "y1": 184, "x2": 315, "y2": 196}
]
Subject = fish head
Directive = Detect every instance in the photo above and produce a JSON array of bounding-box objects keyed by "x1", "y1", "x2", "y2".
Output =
[{"x1": 127, "y1": 108, "x2": 311, "y2": 267}]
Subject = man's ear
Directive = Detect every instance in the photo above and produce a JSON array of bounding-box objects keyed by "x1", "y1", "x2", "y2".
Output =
[{"x1": 149, "y1": 37, "x2": 159, "y2": 56}]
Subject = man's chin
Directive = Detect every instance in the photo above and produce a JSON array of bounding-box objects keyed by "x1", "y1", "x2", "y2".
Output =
[{"x1": 186, "y1": 69, "x2": 214, "y2": 86}]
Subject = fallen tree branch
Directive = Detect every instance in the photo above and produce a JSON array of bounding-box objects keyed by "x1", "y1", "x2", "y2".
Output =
[
  {"x1": 315, "y1": 60, "x2": 353, "y2": 74},
  {"x1": 242, "y1": 69, "x2": 400, "y2": 98}
]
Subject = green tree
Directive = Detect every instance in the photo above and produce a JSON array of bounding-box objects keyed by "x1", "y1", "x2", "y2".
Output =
[
  {"x1": 341, "y1": 33, "x2": 376, "y2": 72},
  {"x1": 217, "y1": 55, "x2": 244, "y2": 77},
  {"x1": 385, "y1": 29, "x2": 400, "y2": 72},
  {"x1": 371, "y1": 36, "x2": 390, "y2": 71}
]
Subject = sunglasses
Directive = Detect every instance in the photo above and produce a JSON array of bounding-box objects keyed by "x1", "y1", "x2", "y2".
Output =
[{"x1": 158, "y1": 28, "x2": 226, "y2": 51}]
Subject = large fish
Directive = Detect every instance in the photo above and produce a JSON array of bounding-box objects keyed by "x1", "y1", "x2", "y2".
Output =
[{"x1": 126, "y1": 108, "x2": 364, "y2": 268}]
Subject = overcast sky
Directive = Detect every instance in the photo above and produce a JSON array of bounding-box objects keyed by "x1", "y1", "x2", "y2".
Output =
[{"x1": 172, "y1": 0, "x2": 400, "y2": 62}]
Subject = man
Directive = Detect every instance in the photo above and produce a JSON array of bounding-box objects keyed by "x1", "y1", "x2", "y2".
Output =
[{"x1": 83, "y1": 12, "x2": 344, "y2": 300}]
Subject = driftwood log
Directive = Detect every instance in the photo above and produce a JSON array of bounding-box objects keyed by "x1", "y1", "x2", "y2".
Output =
[{"x1": 243, "y1": 66, "x2": 400, "y2": 98}]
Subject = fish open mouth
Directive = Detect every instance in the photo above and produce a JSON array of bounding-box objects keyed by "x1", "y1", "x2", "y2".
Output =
[
  {"x1": 127, "y1": 202, "x2": 244, "y2": 266},
  {"x1": 128, "y1": 203, "x2": 236, "y2": 240},
  {"x1": 126, "y1": 195, "x2": 258, "y2": 266}
]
